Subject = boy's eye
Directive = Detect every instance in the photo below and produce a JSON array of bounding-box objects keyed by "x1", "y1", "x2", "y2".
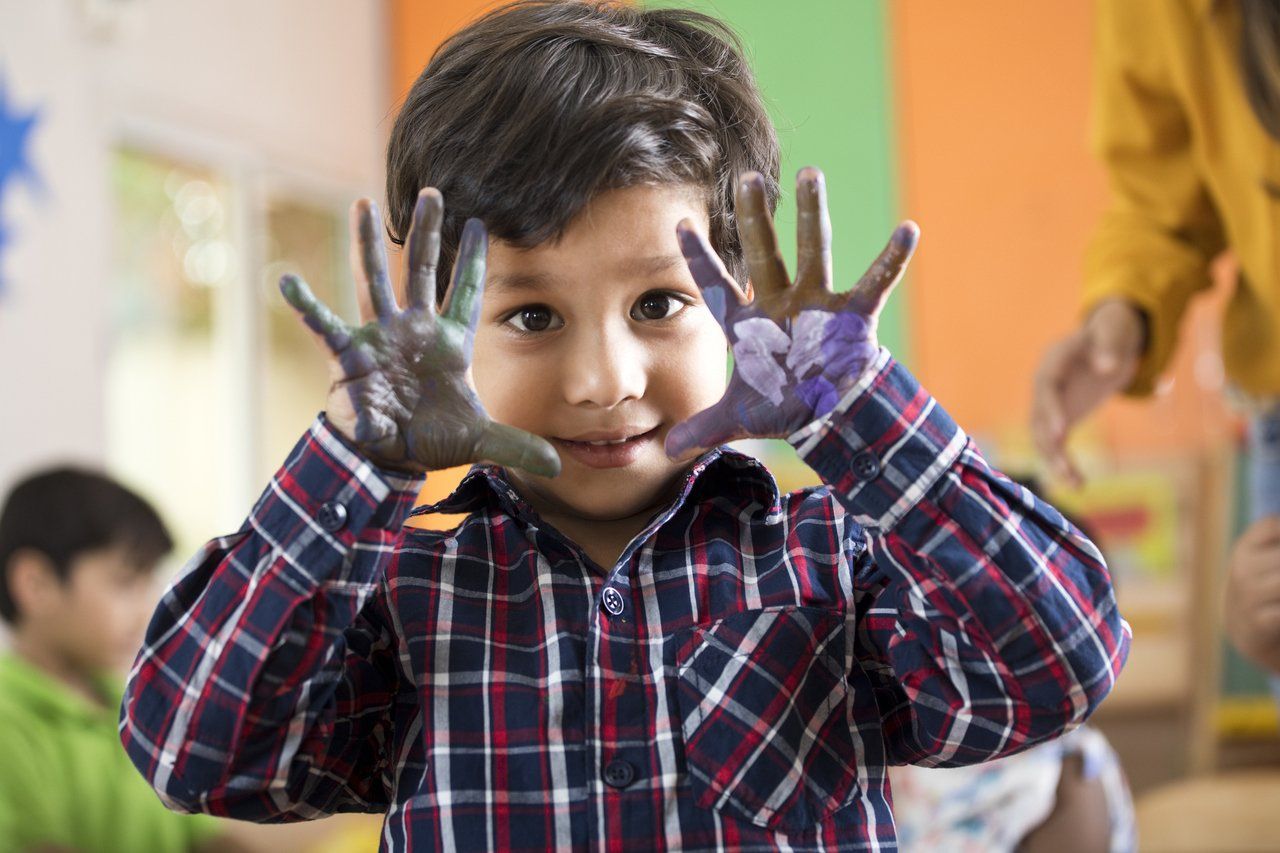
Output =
[
  {"x1": 631, "y1": 292, "x2": 686, "y2": 322},
  {"x1": 504, "y1": 306, "x2": 562, "y2": 334}
]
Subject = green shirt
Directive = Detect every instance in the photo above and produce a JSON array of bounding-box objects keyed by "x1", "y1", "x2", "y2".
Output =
[{"x1": 0, "y1": 653, "x2": 221, "y2": 853}]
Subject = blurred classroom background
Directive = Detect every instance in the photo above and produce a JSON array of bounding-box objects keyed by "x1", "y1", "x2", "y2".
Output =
[{"x1": 1, "y1": 0, "x2": 1276, "y2": 850}]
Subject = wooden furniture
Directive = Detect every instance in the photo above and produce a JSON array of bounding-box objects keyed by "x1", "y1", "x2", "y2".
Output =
[{"x1": 1135, "y1": 770, "x2": 1280, "y2": 852}]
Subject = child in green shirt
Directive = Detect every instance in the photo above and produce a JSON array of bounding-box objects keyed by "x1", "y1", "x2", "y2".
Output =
[{"x1": 0, "y1": 468, "x2": 229, "y2": 853}]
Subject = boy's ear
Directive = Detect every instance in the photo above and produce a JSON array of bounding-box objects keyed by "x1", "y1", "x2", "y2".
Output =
[{"x1": 7, "y1": 548, "x2": 64, "y2": 619}]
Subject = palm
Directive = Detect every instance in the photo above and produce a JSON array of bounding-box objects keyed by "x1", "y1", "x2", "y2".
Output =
[
  {"x1": 667, "y1": 169, "x2": 918, "y2": 460},
  {"x1": 1055, "y1": 336, "x2": 1136, "y2": 426},
  {"x1": 281, "y1": 190, "x2": 560, "y2": 477}
]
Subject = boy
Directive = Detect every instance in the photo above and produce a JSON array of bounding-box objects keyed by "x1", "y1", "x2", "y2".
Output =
[
  {"x1": 0, "y1": 467, "x2": 228, "y2": 852},
  {"x1": 120, "y1": 2, "x2": 1130, "y2": 850}
]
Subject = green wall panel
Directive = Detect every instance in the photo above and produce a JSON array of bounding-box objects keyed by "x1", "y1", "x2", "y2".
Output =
[{"x1": 648, "y1": 0, "x2": 907, "y2": 361}]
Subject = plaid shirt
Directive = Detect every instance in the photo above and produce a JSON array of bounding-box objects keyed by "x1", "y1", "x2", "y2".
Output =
[{"x1": 120, "y1": 350, "x2": 1130, "y2": 852}]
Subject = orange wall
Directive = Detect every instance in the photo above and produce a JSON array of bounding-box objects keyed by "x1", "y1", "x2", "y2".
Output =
[
  {"x1": 891, "y1": 0, "x2": 1235, "y2": 462},
  {"x1": 390, "y1": 0, "x2": 499, "y2": 522},
  {"x1": 891, "y1": 1, "x2": 1107, "y2": 436},
  {"x1": 390, "y1": 0, "x2": 499, "y2": 103}
]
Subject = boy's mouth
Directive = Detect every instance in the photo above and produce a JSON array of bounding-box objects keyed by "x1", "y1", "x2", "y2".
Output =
[{"x1": 552, "y1": 425, "x2": 660, "y2": 469}]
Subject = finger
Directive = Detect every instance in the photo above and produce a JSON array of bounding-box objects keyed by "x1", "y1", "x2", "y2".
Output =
[
  {"x1": 1031, "y1": 345, "x2": 1073, "y2": 446},
  {"x1": 1243, "y1": 514, "x2": 1280, "y2": 545},
  {"x1": 280, "y1": 274, "x2": 352, "y2": 352},
  {"x1": 404, "y1": 187, "x2": 443, "y2": 313},
  {"x1": 475, "y1": 421, "x2": 562, "y2": 478},
  {"x1": 1053, "y1": 451, "x2": 1085, "y2": 490},
  {"x1": 677, "y1": 220, "x2": 750, "y2": 331},
  {"x1": 794, "y1": 167, "x2": 833, "y2": 291},
  {"x1": 664, "y1": 398, "x2": 744, "y2": 463},
  {"x1": 350, "y1": 199, "x2": 397, "y2": 322},
  {"x1": 1029, "y1": 358, "x2": 1084, "y2": 488},
  {"x1": 846, "y1": 221, "x2": 920, "y2": 318},
  {"x1": 440, "y1": 218, "x2": 488, "y2": 329},
  {"x1": 1033, "y1": 418, "x2": 1084, "y2": 489},
  {"x1": 1252, "y1": 568, "x2": 1280, "y2": 600},
  {"x1": 1252, "y1": 602, "x2": 1280, "y2": 632},
  {"x1": 734, "y1": 171, "x2": 790, "y2": 296}
]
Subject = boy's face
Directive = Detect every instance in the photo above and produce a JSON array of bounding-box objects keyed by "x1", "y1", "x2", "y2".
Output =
[
  {"x1": 472, "y1": 184, "x2": 729, "y2": 524},
  {"x1": 12, "y1": 545, "x2": 158, "y2": 674}
]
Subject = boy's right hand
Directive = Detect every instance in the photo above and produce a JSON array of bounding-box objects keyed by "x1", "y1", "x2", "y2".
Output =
[
  {"x1": 1030, "y1": 299, "x2": 1147, "y2": 488},
  {"x1": 280, "y1": 188, "x2": 561, "y2": 477}
]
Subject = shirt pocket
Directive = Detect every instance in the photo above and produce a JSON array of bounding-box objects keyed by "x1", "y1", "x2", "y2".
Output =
[{"x1": 672, "y1": 605, "x2": 860, "y2": 834}]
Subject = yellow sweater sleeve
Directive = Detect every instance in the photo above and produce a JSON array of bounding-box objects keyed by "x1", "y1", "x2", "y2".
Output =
[{"x1": 1084, "y1": 0, "x2": 1227, "y2": 395}]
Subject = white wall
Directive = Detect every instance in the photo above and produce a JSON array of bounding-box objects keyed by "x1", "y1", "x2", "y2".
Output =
[{"x1": 0, "y1": 0, "x2": 389, "y2": 492}]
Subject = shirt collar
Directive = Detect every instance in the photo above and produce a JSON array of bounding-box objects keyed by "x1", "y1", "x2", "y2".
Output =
[
  {"x1": 411, "y1": 444, "x2": 781, "y2": 521},
  {"x1": 0, "y1": 653, "x2": 122, "y2": 725}
]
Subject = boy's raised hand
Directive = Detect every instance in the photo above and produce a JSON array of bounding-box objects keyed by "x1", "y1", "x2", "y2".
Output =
[
  {"x1": 280, "y1": 188, "x2": 561, "y2": 477},
  {"x1": 666, "y1": 168, "x2": 919, "y2": 461}
]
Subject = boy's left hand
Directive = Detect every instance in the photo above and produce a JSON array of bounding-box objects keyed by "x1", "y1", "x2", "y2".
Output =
[{"x1": 666, "y1": 167, "x2": 919, "y2": 461}]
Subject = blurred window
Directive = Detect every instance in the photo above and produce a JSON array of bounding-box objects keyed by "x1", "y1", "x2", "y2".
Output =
[
  {"x1": 107, "y1": 146, "x2": 348, "y2": 565},
  {"x1": 258, "y1": 198, "x2": 346, "y2": 485}
]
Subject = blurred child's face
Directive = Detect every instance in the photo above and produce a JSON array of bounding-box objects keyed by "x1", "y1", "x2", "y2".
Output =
[
  {"x1": 18, "y1": 545, "x2": 158, "y2": 674},
  {"x1": 472, "y1": 184, "x2": 729, "y2": 524}
]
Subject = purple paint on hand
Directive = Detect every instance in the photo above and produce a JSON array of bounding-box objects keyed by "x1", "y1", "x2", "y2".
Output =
[
  {"x1": 732, "y1": 317, "x2": 791, "y2": 405},
  {"x1": 786, "y1": 309, "x2": 834, "y2": 378},
  {"x1": 702, "y1": 284, "x2": 727, "y2": 328},
  {"x1": 820, "y1": 312, "x2": 876, "y2": 380},
  {"x1": 795, "y1": 375, "x2": 840, "y2": 419}
]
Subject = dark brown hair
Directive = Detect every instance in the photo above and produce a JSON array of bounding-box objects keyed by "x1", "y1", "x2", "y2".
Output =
[
  {"x1": 0, "y1": 467, "x2": 172, "y2": 624},
  {"x1": 385, "y1": 0, "x2": 780, "y2": 300},
  {"x1": 1240, "y1": 0, "x2": 1280, "y2": 140}
]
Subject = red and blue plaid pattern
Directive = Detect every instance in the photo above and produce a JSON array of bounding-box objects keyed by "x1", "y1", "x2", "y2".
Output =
[{"x1": 120, "y1": 350, "x2": 1130, "y2": 851}]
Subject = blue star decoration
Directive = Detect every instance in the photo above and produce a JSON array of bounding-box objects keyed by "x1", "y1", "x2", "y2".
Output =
[{"x1": 0, "y1": 72, "x2": 43, "y2": 298}]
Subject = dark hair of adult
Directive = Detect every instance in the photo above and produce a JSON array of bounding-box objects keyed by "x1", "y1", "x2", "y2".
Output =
[
  {"x1": 1240, "y1": 0, "x2": 1280, "y2": 141},
  {"x1": 0, "y1": 467, "x2": 173, "y2": 624},
  {"x1": 386, "y1": 0, "x2": 781, "y2": 301}
]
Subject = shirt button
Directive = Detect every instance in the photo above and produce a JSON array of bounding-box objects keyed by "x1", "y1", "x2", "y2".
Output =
[
  {"x1": 603, "y1": 758, "x2": 636, "y2": 789},
  {"x1": 317, "y1": 500, "x2": 348, "y2": 532},
  {"x1": 601, "y1": 586, "x2": 625, "y2": 616},
  {"x1": 852, "y1": 450, "x2": 881, "y2": 481}
]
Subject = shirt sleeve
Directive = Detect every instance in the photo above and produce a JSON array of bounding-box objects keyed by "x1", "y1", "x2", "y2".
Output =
[
  {"x1": 119, "y1": 415, "x2": 426, "y2": 822},
  {"x1": 788, "y1": 350, "x2": 1132, "y2": 766},
  {"x1": 1082, "y1": 0, "x2": 1226, "y2": 395}
]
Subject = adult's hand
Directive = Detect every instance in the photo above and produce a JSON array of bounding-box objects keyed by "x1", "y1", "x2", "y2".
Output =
[{"x1": 1030, "y1": 299, "x2": 1147, "y2": 487}]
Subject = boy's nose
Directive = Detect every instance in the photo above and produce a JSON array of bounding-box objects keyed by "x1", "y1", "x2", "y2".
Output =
[{"x1": 561, "y1": 325, "x2": 647, "y2": 409}]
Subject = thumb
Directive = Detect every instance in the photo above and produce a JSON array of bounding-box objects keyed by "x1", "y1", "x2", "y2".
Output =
[
  {"x1": 665, "y1": 400, "x2": 743, "y2": 462},
  {"x1": 475, "y1": 421, "x2": 562, "y2": 478}
]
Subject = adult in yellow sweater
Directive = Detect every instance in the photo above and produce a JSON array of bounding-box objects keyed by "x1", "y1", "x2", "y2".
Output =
[{"x1": 1032, "y1": 0, "x2": 1280, "y2": 690}]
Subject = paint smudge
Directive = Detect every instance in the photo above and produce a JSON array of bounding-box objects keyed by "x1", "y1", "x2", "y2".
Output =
[
  {"x1": 732, "y1": 316, "x2": 791, "y2": 405},
  {"x1": 796, "y1": 375, "x2": 840, "y2": 417},
  {"x1": 785, "y1": 309, "x2": 834, "y2": 379}
]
